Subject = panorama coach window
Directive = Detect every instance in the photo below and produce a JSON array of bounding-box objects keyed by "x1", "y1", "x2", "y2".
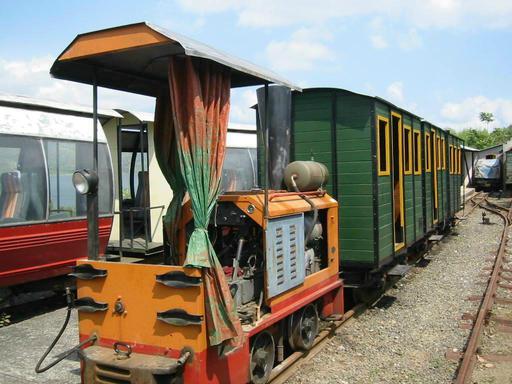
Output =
[
  {"x1": 413, "y1": 130, "x2": 421, "y2": 174},
  {"x1": 404, "y1": 126, "x2": 412, "y2": 175},
  {"x1": 0, "y1": 134, "x2": 47, "y2": 225},
  {"x1": 425, "y1": 133, "x2": 431, "y2": 172},
  {"x1": 44, "y1": 139, "x2": 113, "y2": 219},
  {"x1": 377, "y1": 116, "x2": 390, "y2": 176}
]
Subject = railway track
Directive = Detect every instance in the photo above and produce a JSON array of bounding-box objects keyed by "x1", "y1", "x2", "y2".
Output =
[
  {"x1": 460, "y1": 191, "x2": 487, "y2": 218},
  {"x1": 268, "y1": 303, "x2": 366, "y2": 384},
  {"x1": 449, "y1": 196, "x2": 512, "y2": 383},
  {"x1": 268, "y1": 193, "x2": 501, "y2": 384}
]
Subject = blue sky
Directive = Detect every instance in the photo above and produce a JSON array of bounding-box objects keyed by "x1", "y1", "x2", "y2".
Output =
[{"x1": 1, "y1": 0, "x2": 511, "y2": 130}]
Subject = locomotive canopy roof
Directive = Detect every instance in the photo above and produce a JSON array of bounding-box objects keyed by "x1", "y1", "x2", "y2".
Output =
[{"x1": 50, "y1": 22, "x2": 301, "y2": 96}]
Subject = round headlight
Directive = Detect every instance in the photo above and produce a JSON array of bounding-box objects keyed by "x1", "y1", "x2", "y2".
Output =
[{"x1": 72, "y1": 169, "x2": 98, "y2": 195}]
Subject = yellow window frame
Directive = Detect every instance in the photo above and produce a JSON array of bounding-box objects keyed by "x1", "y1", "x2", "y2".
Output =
[
  {"x1": 425, "y1": 132, "x2": 431, "y2": 172},
  {"x1": 453, "y1": 146, "x2": 459, "y2": 175},
  {"x1": 413, "y1": 130, "x2": 422, "y2": 175},
  {"x1": 441, "y1": 138, "x2": 446, "y2": 170},
  {"x1": 376, "y1": 115, "x2": 390, "y2": 176},
  {"x1": 453, "y1": 145, "x2": 456, "y2": 174},
  {"x1": 449, "y1": 145, "x2": 453, "y2": 174},
  {"x1": 403, "y1": 125, "x2": 413, "y2": 175},
  {"x1": 457, "y1": 147, "x2": 462, "y2": 175},
  {"x1": 436, "y1": 137, "x2": 441, "y2": 170}
]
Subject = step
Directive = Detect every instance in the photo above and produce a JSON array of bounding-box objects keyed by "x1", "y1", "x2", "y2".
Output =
[{"x1": 387, "y1": 264, "x2": 412, "y2": 277}]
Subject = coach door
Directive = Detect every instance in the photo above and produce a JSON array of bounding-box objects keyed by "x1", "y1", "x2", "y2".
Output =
[
  {"x1": 432, "y1": 129, "x2": 439, "y2": 223},
  {"x1": 391, "y1": 111, "x2": 405, "y2": 250}
]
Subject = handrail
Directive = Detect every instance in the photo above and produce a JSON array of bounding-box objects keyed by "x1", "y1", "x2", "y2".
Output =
[
  {"x1": 268, "y1": 191, "x2": 325, "y2": 201},
  {"x1": 115, "y1": 205, "x2": 165, "y2": 252},
  {"x1": 114, "y1": 205, "x2": 165, "y2": 214}
]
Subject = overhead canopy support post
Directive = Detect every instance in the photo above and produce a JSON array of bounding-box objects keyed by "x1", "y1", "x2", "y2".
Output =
[
  {"x1": 140, "y1": 123, "x2": 150, "y2": 248},
  {"x1": 87, "y1": 77, "x2": 100, "y2": 260},
  {"x1": 117, "y1": 118, "x2": 124, "y2": 257},
  {"x1": 264, "y1": 83, "x2": 269, "y2": 220}
]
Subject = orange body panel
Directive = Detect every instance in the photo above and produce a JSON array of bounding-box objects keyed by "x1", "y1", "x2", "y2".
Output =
[{"x1": 76, "y1": 261, "x2": 208, "y2": 353}]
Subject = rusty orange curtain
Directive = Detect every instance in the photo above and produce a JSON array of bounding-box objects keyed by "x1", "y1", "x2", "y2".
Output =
[
  {"x1": 153, "y1": 91, "x2": 185, "y2": 264},
  {"x1": 165, "y1": 56, "x2": 241, "y2": 347}
]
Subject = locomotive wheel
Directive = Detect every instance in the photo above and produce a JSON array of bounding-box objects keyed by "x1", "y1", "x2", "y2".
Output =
[
  {"x1": 288, "y1": 304, "x2": 319, "y2": 351},
  {"x1": 250, "y1": 331, "x2": 275, "y2": 384}
]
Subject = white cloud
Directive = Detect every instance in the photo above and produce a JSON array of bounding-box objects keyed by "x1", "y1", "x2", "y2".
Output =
[
  {"x1": 0, "y1": 55, "x2": 256, "y2": 126},
  {"x1": 0, "y1": 56, "x2": 155, "y2": 113},
  {"x1": 370, "y1": 34, "x2": 388, "y2": 49},
  {"x1": 265, "y1": 27, "x2": 334, "y2": 71},
  {"x1": 177, "y1": 0, "x2": 512, "y2": 29},
  {"x1": 368, "y1": 16, "x2": 422, "y2": 51},
  {"x1": 229, "y1": 88, "x2": 257, "y2": 124},
  {"x1": 387, "y1": 81, "x2": 404, "y2": 103},
  {"x1": 440, "y1": 96, "x2": 512, "y2": 130},
  {"x1": 399, "y1": 28, "x2": 422, "y2": 50}
]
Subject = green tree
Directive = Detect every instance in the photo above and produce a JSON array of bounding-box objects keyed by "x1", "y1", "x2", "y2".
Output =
[
  {"x1": 480, "y1": 112, "x2": 494, "y2": 130},
  {"x1": 457, "y1": 124, "x2": 512, "y2": 149}
]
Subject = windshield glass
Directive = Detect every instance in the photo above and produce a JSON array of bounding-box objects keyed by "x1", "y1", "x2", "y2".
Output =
[{"x1": 221, "y1": 147, "x2": 257, "y2": 192}]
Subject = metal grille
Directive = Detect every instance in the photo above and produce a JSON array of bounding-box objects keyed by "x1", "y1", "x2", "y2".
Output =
[{"x1": 266, "y1": 214, "x2": 305, "y2": 298}]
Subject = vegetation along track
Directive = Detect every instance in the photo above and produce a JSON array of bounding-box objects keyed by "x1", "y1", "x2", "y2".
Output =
[{"x1": 448, "y1": 195, "x2": 512, "y2": 383}]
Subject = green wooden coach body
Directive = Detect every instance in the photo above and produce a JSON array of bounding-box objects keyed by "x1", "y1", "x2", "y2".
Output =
[{"x1": 289, "y1": 88, "x2": 463, "y2": 283}]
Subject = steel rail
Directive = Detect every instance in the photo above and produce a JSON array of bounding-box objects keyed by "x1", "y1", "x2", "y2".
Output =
[
  {"x1": 268, "y1": 303, "x2": 366, "y2": 384},
  {"x1": 454, "y1": 198, "x2": 511, "y2": 384},
  {"x1": 459, "y1": 192, "x2": 486, "y2": 218}
]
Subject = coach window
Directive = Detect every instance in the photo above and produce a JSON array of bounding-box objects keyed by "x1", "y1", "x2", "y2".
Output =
[
  {"x1": 413, "y1": 130, "x2": 421, "y2": 174},
  {"x1": 425, "y1": 133, "x2": 431, "y2": 172},
  {"x1": 377, "y1": 116, "x2": 390, "y2": 176},
  {"x1": 404, "y1": 125, "x2": 412, "y2": 175},
  {"x1": 0, "y1": 134, "x2": 47, "y2": 225},
  {"x1": 45, "y1": 139, "x2": 113, "y2": 219}
]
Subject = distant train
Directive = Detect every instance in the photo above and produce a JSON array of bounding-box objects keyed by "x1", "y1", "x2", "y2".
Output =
[{"x1": 0, "y1": 97, "x2": 115, "y2": 297}]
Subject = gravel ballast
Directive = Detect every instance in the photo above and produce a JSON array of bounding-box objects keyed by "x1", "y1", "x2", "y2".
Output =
[
  {"x1": 0, "y1": 205, "x2": 507, "y2": 384},
  {"x1": 289, "y1": 206, "x2": 504, "y2": 384}
]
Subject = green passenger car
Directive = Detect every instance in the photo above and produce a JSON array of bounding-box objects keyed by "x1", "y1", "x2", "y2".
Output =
[{"x1": 289, "y1": 88, "x2": 463, "y2": 285}]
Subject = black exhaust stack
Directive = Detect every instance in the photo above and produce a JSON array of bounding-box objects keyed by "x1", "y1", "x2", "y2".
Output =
[{"x1": 256, "y1": 85, "x2": 292, "y2": 190}]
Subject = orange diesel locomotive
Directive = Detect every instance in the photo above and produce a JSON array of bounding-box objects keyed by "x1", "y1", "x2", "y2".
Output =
[{"x1": 37, "y1": 22, "x2": 344, "y2": 384}]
